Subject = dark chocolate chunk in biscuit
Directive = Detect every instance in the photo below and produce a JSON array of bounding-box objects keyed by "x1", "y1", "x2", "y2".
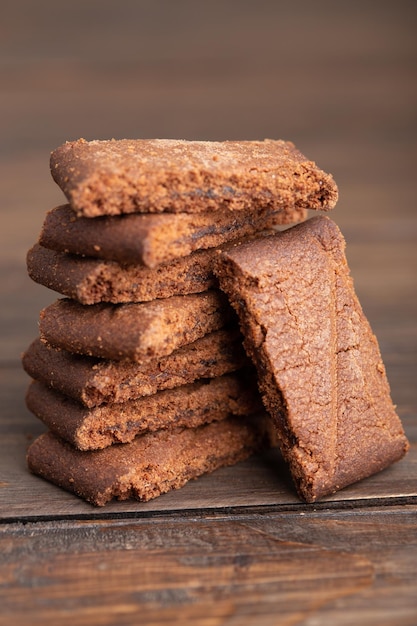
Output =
[
  {"x1": 22, "y1": 328, "x2": 249, "y2": 406},
  {"x1": 214, "y1": 215, "x2": 409, "y2": 502},
  {"x1": 26, "y1": 370, "x2": 262, "y2": 450},
  {"x1": 50, "y1": 138, "x2": 338, "y2": 217}
]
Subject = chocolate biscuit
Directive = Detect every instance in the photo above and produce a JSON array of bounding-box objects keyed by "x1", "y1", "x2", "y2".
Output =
[
  {"x1": 50, "y1": 138, "x2": 338, "y2": 217},
  {"x1": 26, "y1": 371, "x2": 262, "y2": 450},
  {"x1": 27, "y1": 416, "x2": 273, "y2": 506},
  {"x1": 22, "y1": 328, "x2": 249, "y2": 406},
  {"x1": 27, "y1": 243, "x2": 220, "y2": 304},
  {"x1": 39, "y1": 203, "x2": 306, "y2": 268},
  {"x1": 214, "y1": 215, "x2": 409, "y2": 502},
  {"x1": 39, "y1": 290, "x2": 231, "y2": 361}
]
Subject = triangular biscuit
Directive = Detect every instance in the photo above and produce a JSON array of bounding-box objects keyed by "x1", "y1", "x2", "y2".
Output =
[{"x1": 215, "y1": 216, "x2": 409, "y2": 501}]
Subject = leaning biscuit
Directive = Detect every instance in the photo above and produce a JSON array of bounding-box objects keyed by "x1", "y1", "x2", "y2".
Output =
[
  {"x1": 27, "y1": 415, "x2": 273, "y2": 506},
  {"x1": 214, "y1": 215, "x2": 409, "y2": 502},
  {"x1": 50, "y1": 138, "x2": 338, "y2": 217}
]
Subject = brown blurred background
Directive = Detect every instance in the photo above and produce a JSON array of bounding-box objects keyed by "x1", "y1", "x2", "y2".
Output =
[{"x1": 1, "y1": 0, "x2": 416, "y2": 367}]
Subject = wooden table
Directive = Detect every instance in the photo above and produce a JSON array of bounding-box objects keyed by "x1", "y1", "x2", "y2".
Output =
[{"x1": 1, "y1": 2, "x2": 416, "y2": 624}]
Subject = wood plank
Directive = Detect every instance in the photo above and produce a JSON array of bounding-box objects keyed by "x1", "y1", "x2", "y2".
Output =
[
  {"x1": 1, "y1": 506, "x2": 416, "y2": 626},
  {"x1": 1, "y1": 366, "x2": 415, "y2": 521}
]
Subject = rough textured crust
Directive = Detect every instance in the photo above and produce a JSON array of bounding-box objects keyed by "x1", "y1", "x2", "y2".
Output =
[
  {"x1": 26, "y1": 370, "x2": 262, "y2": 450},
  {"x1": 22, "y1": 328, "x2": 249, "y2": 406},
  {"x1": 27, "y1": 242, "x2": 220, "y2": 304},
  {"x1": 214, "y1": 215, "x2": 409, "y2": 502},
  {"x1": 28, "y1": 236, "x2": 271, "y2": 305},
  {"x1": 39, "y1": 290, "x2": 232, "y2": 362},
  {"x1": 50, "y1": 138, "x2": 338, "y2": 217},
  {"x1": 27, "y1": 416, "x2": 273, "y2": 506},
  {"x1": 38, "y1": 203, "x2": 306, "y2": 268}
]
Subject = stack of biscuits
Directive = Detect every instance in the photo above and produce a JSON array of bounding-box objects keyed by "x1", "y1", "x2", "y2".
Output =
[{"x1": 23, "y1": 138, "x2": 408, "y2": 506}]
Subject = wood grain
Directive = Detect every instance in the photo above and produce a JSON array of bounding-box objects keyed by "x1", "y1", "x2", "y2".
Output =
[{"x1": 1, "y1": 507, "x2": 416, "y2": 626}]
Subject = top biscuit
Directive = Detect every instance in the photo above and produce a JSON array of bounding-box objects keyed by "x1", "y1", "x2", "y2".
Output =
[{"x1": 50, "y1": 138, "x2": 338, "y2": 217}]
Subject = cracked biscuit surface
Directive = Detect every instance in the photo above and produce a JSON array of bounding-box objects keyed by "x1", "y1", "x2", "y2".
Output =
[
  {"x1": 214, "y1": 215, "x2": 409, "y2": 502},
  {"x1": 50, "y1": 138, "x2": 338, "y2": 217}
]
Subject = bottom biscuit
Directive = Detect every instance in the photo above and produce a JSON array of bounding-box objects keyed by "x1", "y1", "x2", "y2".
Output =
[{"x1": 27, "y1": 415, "x2": 273, "y2": 506}]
